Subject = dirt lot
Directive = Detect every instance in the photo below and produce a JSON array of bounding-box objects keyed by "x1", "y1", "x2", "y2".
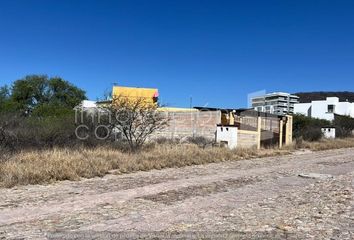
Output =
[{"x1": 1, "y1": 148, "x2": 353, "y2": 239}]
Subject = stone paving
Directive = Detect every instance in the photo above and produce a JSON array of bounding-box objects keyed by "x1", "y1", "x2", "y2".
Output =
[{"x1": 0, "y1": 148, "x2": 353, "y2": 239}]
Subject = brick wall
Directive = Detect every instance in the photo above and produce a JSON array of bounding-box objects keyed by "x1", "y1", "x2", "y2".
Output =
[{"x1": 154, "y1": 111, "x2": 221, "y2": 140}]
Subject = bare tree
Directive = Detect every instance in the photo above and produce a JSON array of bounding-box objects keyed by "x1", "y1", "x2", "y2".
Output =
[{"x1": 103, "y1": 96, "x2": 169, "y2": 151}]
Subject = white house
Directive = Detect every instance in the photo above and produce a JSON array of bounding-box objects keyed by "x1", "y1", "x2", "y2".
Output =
[{"x1": 294, "y1": 97, "x2": 354, "y2": 121}]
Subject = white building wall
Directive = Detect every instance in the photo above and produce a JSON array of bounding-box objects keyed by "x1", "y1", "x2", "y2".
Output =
[
  {"x1": 81, "y1": 100, "x2": 97, "y2": 108},
  {"x1": 336, "y1": 102, "x2": 354, "y2": 117},
  {"x1": 294, "y1": 97, "x2": 354, "y2": 121},
  {"x1": 350, "y1": 104, "x2": 354, "y2": 117},
  {"x1": 321, "y1": 128, "x2": 336, "y2": 139},
  {"x1": 311, "y1": 98, "x2": 337, "y2": 121},
  {"x1": 216, "y1": 126, "x2": 238, "y2": 149},
  {"x1": 294, "y1": 103, "x2": 311, "y2": 116}
]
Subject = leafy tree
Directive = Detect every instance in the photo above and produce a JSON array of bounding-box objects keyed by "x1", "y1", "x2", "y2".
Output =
[
  {"x1": 48, "y1": 77, "x2": 86, "y2": 108},
  {"x1": 8, "y1": 75, "x2": 86, "y2": 116},
  {"x1": 0, "y1": 85, "x2": 20, "y2": 113},
  {"x1": 0, "y1": 85, "x2": 10, "y2": 102},
  {"x1": 0, "y1": 75, "x2": 87, "y2": 150},
  {"x1": 333, "y1": 114, "x2": 354, "y2": 138},
  {"x1": 0, "y1": 85, "x2": 10, "y2": 108},
  {"x1": 11, "y1": 75, "x2": 49, "y2": 113}
]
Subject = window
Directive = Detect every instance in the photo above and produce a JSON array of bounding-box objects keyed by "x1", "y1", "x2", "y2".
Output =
[{"x1": 327, "y1": 105, "x2": 335, "y2": 113}]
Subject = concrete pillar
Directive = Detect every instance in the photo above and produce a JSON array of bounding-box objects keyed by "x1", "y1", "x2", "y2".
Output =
[
  {"x1": 193, "y1": 111, "x2": 198, "y2": 136},
  {"x1": 229, "y1": 112, "x2": 235, "y2": 125},
  {"x1": 285, "y1": 115, "x2": 293, "y2": 145},
  {"x1": 257, "y1": 116, "x2": 262, "y2": 150},
  {"x1": 279, "y1": 119, "x2": 283, "y2": 148}
]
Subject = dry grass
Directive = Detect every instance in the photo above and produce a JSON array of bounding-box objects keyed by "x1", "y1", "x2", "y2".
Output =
[
  {"x1": 0, "y1": 144, "x2": 286, "y2": 188},
  {"x1": 290, "y1": 137, "x2": 354, "y2": 151},
  {"x1": 0, "y1": 137, "x2": 353, "y2": 188}
]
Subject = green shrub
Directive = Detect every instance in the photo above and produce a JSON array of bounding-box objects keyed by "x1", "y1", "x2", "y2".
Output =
[
  {"x1": 333, "y1": 114, "x2": 354, "y2": 138},
  {"x1": 293, "y1": 114, "x2": 331, "y2": 142},
  {"x1": 0, "y1": 112, "x2": 77, "y2": 150}
]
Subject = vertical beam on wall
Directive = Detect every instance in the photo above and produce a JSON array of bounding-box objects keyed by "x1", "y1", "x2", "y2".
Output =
[
  {"x1": 285, "y1": 115, "x2": 293, "y2": 145},
  {"x1": 171, "y1": 112, "x2": 175, "y2": 139},
  {"x1": 217, "y1": 111, "x2": 221, "y2": 124},
  {"x1": 279, "y1": 119, "x2": 283, "y2": 148},
  {"x1": 229, "y1": 112, "x2": 235, "y2": 125},
  {"x1": 195, "y1": 111, "x2": 199, "y2": 136},
  {"x1": 191, "y1": 112, "x2": 196, "y2": 137},
  {"x1": 216, "y1": 111, "x2": 221, "y2": 141},
  {"x1": 289, "y1": 115, "x2": 293, "y2": 144},
  {"x1": 191, "y1": 111, "x2": 195, "y2": 137},
  {"x1": 257, "y1": 116, "x2": 262, "y2": 150}
]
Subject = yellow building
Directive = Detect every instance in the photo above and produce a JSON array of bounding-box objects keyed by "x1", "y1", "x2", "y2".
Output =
[
  {"x1": 111, "y1": 86, "x2": 197, "y2": 112},
  {"x1": 112, "y1": 86, "x2": 159, "y2": 105}
]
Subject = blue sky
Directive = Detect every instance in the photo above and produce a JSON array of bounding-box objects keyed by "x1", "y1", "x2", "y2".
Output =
[{"x1": 0, "y1": 0, "x2": 353, "y2": 108}]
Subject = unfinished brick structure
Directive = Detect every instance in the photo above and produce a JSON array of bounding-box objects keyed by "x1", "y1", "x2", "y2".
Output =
[
  {"x1": 155, "y1": 108, "x2": 293, "y2": 149},
  {"x1": 155, "y1": 111, "x2": 221, "y2": 140}
]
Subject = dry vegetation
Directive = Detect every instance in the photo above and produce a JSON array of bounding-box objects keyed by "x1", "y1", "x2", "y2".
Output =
[
  {"x1": 293, "y1": 137, "x2": 354, "y2": 151},
  {"x1": 0, "y1": 144, "x2": 286, "y2": 188},
  {"x1": 0, "y1": 137, "x2": 353, "y2": 188}
]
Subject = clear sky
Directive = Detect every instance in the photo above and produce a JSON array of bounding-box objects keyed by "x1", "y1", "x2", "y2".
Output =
[{"x1": 0, "y1": 0, "x2": 353, "y2": 108}]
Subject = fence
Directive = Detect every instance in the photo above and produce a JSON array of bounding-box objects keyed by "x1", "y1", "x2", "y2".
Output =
[
  {"x1": 154, "y1": 110, "x2": 293, "y2": 149},
  {"x1": 155, "y1": 111, "x2": 221, "y2": 140}
]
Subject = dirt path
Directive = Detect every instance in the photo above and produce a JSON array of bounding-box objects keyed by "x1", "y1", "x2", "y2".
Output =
[{"x1": 1, "y1": 148, "x2": 354, "y2": 239}]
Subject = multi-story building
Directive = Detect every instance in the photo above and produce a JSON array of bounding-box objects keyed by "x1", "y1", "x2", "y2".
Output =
[
  {"x1": 294, "y1": 97, "x2": 354, "y2": 121},
  {"x1": 252, "y1": 92, "x2": 299, "y2": 115}
]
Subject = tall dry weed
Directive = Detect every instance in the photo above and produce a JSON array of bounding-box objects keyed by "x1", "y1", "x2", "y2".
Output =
[{"x1": 0, "y1": 138, "x2": 353, "y2": 188}]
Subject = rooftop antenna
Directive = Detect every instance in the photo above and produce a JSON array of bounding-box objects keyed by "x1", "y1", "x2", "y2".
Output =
[{"x1": 190, "y1": 96, "x2": 193, "y2": 109}]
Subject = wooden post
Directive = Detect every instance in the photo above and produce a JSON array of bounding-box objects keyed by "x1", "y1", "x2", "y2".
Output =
[
  {"x1": 257, "y1": 116, "x2": 262, "y2": 150},
  {"x1": 279, "y1": 119, "x2": 283, "y2": 148}
]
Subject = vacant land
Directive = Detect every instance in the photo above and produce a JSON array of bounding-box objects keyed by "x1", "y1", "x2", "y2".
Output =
[
  {"x1": 1, "y1": 138, "x2": 354, "y2": 188},
  {"x1": 0, "y1": 148, "x2": 353, "y2": 239}
]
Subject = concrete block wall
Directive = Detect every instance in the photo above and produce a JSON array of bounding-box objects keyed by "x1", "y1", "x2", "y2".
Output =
[
  {"x1": 261, "y1": 117, "x2": 280, "y2": 133},
  {"x1": 237, "y1": 130, "x2": 258, "y2": 148},
  {"x1": 154, "y1": 111, "x2": 292, "y2": 149},
  {"x1": 155, "y1": 111, "x2": 221, "y2": 140}
]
